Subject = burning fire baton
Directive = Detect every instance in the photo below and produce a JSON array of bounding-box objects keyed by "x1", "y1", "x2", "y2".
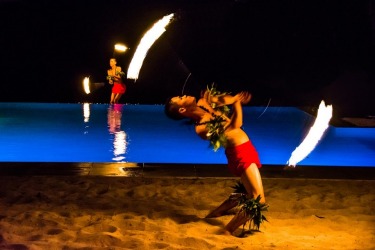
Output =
[
  {"x1": 127, "y1": 13, "x2": 175, "y2": 81},
  {"x1": 286, "y1": 100, "x2": 333, "y2": 168},
  {"x1": 82, "y1": 76, "x2": 105, "y2": 95},
  {"x1": 83, "y1": 77, "x2": 91, "y2": 94}
]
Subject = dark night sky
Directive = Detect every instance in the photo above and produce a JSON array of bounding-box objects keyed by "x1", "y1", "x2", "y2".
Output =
[{"x1": 0, "y1": 0, "x2": 374, "y2": 117}]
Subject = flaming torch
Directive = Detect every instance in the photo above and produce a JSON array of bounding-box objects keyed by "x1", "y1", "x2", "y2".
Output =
[
  {"x1": 82, "y1": 76, "x2": 105, "y2": 95},
  {"x1": 127, "y1": 13, "x2": 175, "y2": 80},
  {"x1": 287, "y1": 100, "x2": 333, "y2": 168},
  {"x1": 83, "y1": 77, "x2": 90, "y2": 94}
]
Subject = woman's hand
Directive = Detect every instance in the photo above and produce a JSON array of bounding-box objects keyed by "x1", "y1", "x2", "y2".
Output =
[
  {"x1": 202, "y1": 89, "x2": 234, "y2": 106},
  {"x1": 235, "y1": 91, "x2": 251, "y2": 105},
  {"x1": 202, "y1": 89, "x2": 251, "y2": 106},
  {"x1": 112, "y1": 75, "x2": 120, "y2": 81}
]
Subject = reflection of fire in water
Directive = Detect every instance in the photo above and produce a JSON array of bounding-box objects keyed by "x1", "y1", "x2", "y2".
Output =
[
  {"x1": 83, "y1": 103, "x2": 90, "y2": 123},
  {"x1": 82, "y1": 103, "x2": 91, "y2": 135},
  {"x1": 107, "y1": 104, "x2": 127, "y2": 161},
  {"x1": 287, "y1": 100, "x2": 333, "y2": 167}
]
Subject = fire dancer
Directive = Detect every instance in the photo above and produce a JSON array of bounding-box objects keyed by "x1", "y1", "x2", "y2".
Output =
[
  {"x1": 107, "y1": 58, "x2": 126, "y2": 104},
  {"x1": 164, "y1": 86, "x2": 268, "y2": 235}
]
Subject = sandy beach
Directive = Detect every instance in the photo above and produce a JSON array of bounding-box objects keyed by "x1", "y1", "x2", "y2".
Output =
[{"x1": 0, "y1": 175, "x2": 374, "y2": 250}]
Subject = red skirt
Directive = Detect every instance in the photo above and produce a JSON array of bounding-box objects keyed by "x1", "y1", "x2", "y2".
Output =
[
  {"x1": 112, "y1": 82, "x2": 126, "y2": 94},
  {"x1": 225, "y1": 141, "x2": 261, "y2": 177}
]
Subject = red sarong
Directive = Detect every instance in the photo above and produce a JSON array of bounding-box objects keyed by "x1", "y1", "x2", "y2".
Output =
[
  {"x1": 225, "y1": 141, "x2": 261, "y2": 177},
  {"x1": 112, "y1": 82, "x2": 126, "y2": 94}
]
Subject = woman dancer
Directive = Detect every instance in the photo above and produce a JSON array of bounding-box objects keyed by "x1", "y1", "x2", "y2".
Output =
[{"x1": 107, "y1": 58, "x2": 126, "y2": 104}]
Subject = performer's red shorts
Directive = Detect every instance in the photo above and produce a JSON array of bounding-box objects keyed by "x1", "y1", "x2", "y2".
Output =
[
  {"x1": 225, "y1": 141, "x2": 261, "y2": 177},
  {"x1": 112, "y1": 82, "x2": 126, "y2": 94}
]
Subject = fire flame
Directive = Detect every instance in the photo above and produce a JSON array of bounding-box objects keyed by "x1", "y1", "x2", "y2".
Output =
[
  {"x1": 287, "y1": 100, "x2": 333, "y2": 167},
  {"x1": 114, "y1": 44, "x2": 128, "y2": 52},
  {"x1": 83, "y1": 77, "x2": 90, "y2": 94},
  {"x1": 127, "y1": 13, "x2": 174, "y2": 80}
]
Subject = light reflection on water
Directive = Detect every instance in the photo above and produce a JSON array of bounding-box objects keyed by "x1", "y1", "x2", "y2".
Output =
[
  {"x1": 83, "y1": 103, "x2": 90, "y2": 123},
  {"x1": 0, "y1": 102, "x2": 374, "y2": 166},
  {"x1": 106, "y1": 104, "x2": 127, "y2": 161}
]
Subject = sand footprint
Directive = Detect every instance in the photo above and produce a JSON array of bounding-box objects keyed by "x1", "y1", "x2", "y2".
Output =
[
  {"x1": 47, "y1": 228, "x2": 64, "y2": 235},
  {"x1": 81, "y1": 224, "x2": 118, "y2": 234}
]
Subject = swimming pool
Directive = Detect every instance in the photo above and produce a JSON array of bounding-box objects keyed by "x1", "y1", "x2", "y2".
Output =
[{"x1": 0, "y1": 102, "x2": 374, "y2": 167}]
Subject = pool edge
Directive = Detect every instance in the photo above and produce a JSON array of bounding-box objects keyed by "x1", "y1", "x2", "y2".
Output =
[{"x1": 0, "y1": 162, "x2": 374, "y2": 180}]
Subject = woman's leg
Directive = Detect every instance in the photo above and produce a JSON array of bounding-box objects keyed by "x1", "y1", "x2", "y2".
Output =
[
  {"x1": 224, "y1": 163, "x2": 265, "y2": 234},
  {"x1": 110, "y1": 93, "x2": 115, "y2": 104},
  {"x1": 241, "y1": 163, "x2": 265, "y2": 203},
  {"x1": 114, "y1": 94, "x2": 122, "y2": 104},
  {"x1": 206, "y1": 194, "x2": 240, "y2": 218},
  {"x1": 224, "y1": 210, "x2": 250, "y2": 234}
]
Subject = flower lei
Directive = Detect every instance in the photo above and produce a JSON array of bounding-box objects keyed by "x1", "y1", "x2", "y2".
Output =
[
  {"x1": 231, "y1": 181, "x2": 269, "y2": 232},
  {"x1": 106, "y1": 71, "x2": 126, "y2": 81},
  {"x1": 237, "y1": 194, "x2": 269, "y2": 232},
  {"x1": 206, "y1": 84, "x2": 230, "y2": 116},
  {"x1": 198, "y1": 84, "x2": 230, "y2": 151},
  {"x1": 196, "y1": 107, "x2": 227, "y2": 151}
]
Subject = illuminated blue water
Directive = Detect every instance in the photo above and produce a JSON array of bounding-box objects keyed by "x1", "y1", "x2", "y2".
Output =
[{"x1": 0, "y1": 102, "x2": 374, "y2": 167}]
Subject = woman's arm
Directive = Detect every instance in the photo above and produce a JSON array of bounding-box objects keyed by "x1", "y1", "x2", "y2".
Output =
[
  {"x1": 225, "y1": 92, "x2": 251, "y2": 130},
  {"x1": 107, "y1": 70, "x2": 114, "y2": 84},
  {"x1": 202, "y1": 90, "x2": 234, "y2": 107},
  {"x1": 111, "y1": 67, "x2": 123, "y2": 82},
  {"x1": 204, "y1": 90, "x2": 251, "y2": 107},
  {"x1": 225, "y1": 100, "x2": 243, "y2": 130}
]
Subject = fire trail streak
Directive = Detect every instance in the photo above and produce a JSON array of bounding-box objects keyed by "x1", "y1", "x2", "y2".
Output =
[
  {"x1": 127, "y1": 13, "x2": 174, "y2": 81},
  {"x1": 83, "y1": 77, "x2": 90, "y2": 94},
  {"x1": 287, "y1": 100, "x2": 333, "y2": 167}
]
